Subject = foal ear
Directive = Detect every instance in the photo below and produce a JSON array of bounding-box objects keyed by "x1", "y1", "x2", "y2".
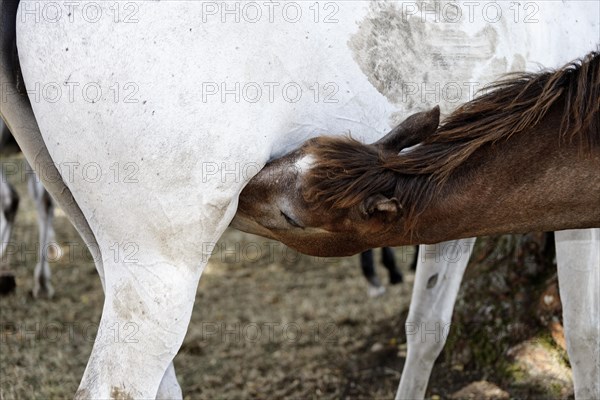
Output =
[
  {"x1": 374, "y1": 106, "x2": 440, "y2": 152},
  {"x1": 360, "y1": 194, "x2": 402, "y2": 222}
]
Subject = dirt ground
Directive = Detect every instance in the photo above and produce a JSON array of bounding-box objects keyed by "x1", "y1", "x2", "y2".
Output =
[{"x1": 0, "y1": 154, "x2": 568, "y2": 399}]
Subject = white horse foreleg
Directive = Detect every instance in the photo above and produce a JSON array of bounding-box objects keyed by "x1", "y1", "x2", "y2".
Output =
[
  {"x1": 555, "y1": 229, "x2": 600, "y2": 399},
  {"x1": 396, "y1": 238, "x2": 476, "y2": 400}
]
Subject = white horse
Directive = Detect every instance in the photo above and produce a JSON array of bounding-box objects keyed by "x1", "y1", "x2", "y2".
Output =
[
  {"x1": 1, "y1": 1, "x2": 598, "y2": 398},
  {"x1": 1, "y1": 119, "x2": 56, "y2": 297}
]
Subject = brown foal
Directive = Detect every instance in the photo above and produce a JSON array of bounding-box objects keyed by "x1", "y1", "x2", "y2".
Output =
[{"x1": 232, "y1": 51, "x2": 600, "y2": 256}]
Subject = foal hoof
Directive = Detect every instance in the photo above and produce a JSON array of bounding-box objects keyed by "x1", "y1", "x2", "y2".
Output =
[
  {"x1": 389, "y1": 273, "x2": 403, "y2": 285},
  {"x1": 368, "y1": 285, "x2": 386, "y2": 298},
  {"x1": 0, "y1": 273, "x2": 17, "y2": 295}
]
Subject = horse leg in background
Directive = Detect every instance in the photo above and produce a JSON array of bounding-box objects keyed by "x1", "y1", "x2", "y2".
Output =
[
  {"x1": 396, "y1": 238, "x2": 476, "y2": 400},
  {"x1": 409, "y1": 246, "x2": 419, "y2": 271},
  {"x1": 26, "y1": 163, "x2": 55, "y2": 298},
  {"x1": 361, "y1": 249, "x2": 385, "y2": 297},
  {"x1": 555, "y1": 229, "x2": 600, "y2": 399},
  {"x1": 0, "y1": 171, "x2": 18, "y2": 294},
  {"x1": 542, "y1": 232, "x2": 556, "y2": 264},
  {"x1": 382, "y1": 246, "x2": 403, "y2": 284}
]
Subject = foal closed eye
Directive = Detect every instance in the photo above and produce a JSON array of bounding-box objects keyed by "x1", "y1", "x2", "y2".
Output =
[{"x1": 280, "y1": 211, "x2": 303, "y2": 228}]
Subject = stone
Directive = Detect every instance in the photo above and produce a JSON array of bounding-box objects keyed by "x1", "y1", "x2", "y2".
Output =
[
  {"x1": 507, "y1": 339, "x2": 573, "y2": 397},
  {"x1": 370, "y1": 342, "x2": 384, "y2": 352},
  {"x1": 549, "y1": 320, "x2": 567, "y2": 352},
  {"x1": 450, "y1": 380, "x2": 509, "y2": 400}
]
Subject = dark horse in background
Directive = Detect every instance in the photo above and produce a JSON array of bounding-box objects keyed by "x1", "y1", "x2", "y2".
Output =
[
  {"x1": 0, "y1": 121, "x2": 56, "y2": 297},
  {"x1": 360, "y1": 247, "x2": 417, "y2": 297}
]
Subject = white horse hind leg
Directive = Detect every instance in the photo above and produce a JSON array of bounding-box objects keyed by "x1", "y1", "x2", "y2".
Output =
[
  {"x1": 69, "y1": 178, "x2": 241, "y2": 398},
  {"x1": 555, "y1": 229, "x2": 600, "y2": 399},
  {"x1": 156, "y1": 362, "x2": 183, "y2": 399},
  {"x1": 396, "y1": 238, "x2": 475, "y2": 399},
  {"x1": 75, "y1": 239, "x2": 208, "y2": 398}
]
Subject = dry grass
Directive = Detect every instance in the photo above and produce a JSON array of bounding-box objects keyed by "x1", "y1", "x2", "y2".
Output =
[
  {"x1": 0, "y1": 154, "x2": 568, "y2": 399},
  {"x1": 0, "y1": 154, "x2": 416, "y2": 399}
]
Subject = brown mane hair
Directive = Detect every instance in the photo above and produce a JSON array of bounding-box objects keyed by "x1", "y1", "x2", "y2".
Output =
[{"x1": 303, "y1": 51, "x2": 600, "y2": 227}]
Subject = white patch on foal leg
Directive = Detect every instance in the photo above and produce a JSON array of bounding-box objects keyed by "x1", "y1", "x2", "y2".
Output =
[
  {"x1": 368, "y1": 284, "x2": 386, "y2": 298},
  {"x1": 555, "y1": 229, "x2": 600, "y2": 399},
  {"x1": 395, "y1": 238, "x2": 475, "y2": 400}
]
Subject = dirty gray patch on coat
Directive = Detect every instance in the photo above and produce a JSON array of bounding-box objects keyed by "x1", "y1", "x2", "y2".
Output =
[
  {"x1": 426, "y1": 273, "x2": 439, "y2": 289},
  {"x1": 349, "y1": 0, "x2": 508, "y2": 116}
]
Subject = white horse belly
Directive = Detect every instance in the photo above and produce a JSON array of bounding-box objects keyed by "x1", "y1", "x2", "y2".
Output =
[{"x1": 16, "y1": 2, "x2": 384, "y2": 254}]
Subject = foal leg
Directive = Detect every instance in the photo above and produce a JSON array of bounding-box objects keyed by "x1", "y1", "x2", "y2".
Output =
[
  {"x1": 27, "y1": 168, "x2": 55, "y2": 298},
  {"x1": 382, "y1": 246, "x2": 403, "y2": 284},
  {"x1": 396, "y1": 238, "x2": 476, "y2": 400},
  {"x1": 555, "y1": 229, "x2": 600, "y2": 399},
  {"x1": 409, "y1": 246, "x2": 419, "y2": 271}
]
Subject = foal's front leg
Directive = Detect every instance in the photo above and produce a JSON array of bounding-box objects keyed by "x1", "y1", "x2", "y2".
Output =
[
  {"x1": 555, "y1": 229, "x2": 600, "y2": 399},
  {"x1": 395, "y1": 238, "x2": 475, "y2": 400}
]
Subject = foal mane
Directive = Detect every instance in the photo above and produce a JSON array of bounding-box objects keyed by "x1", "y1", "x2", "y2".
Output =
[{"x1": 303, "y1": 51, "x2": 600, "y2": 226}]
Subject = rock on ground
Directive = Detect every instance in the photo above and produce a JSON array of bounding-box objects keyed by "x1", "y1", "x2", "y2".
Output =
[
  {"x1": 450, "y1": 380, "x2": 509, "y2": 400},
  {"x1": 507, "y1": 339, "x2": 573, "y2": 397}
]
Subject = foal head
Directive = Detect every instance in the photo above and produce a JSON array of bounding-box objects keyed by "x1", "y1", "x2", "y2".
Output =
[
  {"x1": 234, "y1": 51, "x2": 600, "y2": 255},
  {"x1": 232, "y1": 107, "x2": 440, "y2": 256}
]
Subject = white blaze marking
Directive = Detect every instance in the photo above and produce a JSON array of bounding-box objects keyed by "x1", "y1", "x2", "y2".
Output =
[{"x1": 295, "y1": 155, "x2": 315, "y2": 175}]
